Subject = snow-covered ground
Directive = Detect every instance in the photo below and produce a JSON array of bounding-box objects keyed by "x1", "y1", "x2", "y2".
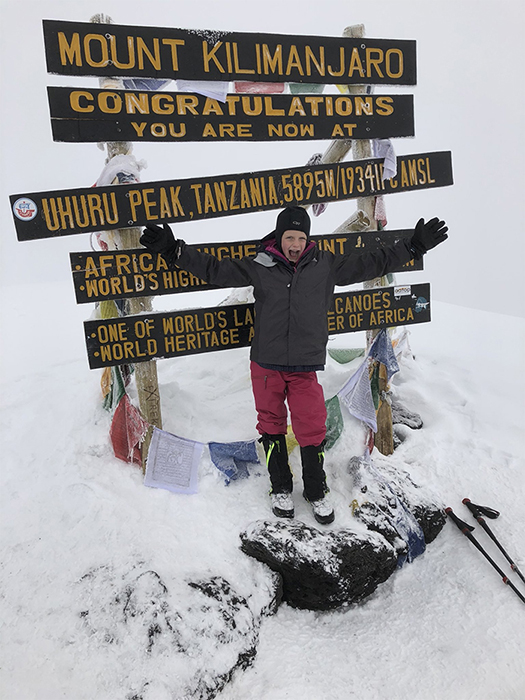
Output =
[
  {"x1": 1, "y1": 282, "x2": 524, "y2": 699},
  {"x1": 1, "y1": 2, "x2": 524, "y2": 698}
]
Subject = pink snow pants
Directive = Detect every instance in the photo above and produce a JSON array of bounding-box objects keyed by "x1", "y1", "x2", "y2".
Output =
[{"x1": 250, "y1": 361, "x2": 327, "y2": 447}]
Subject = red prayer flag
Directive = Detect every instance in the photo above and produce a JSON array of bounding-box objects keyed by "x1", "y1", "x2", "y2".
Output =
[{"x1": 109, "y1": 395, "x2": 149, "y2": 466}]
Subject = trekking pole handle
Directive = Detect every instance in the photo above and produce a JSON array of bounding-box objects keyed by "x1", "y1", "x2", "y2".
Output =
[
  {"x1": 462, "y1": 498, "x2": 500, "y2": 519},
  {"x1": 446, "y1": 507, "x2": 475, "y2": 533}
]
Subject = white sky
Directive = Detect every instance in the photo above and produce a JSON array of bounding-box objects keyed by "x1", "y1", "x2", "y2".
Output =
[{"x1": 1, "y1": 0, "x2": 524, "y2": 318}]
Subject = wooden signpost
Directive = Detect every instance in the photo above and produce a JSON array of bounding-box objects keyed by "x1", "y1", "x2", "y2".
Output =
[
  {"x1": 11, "y1": 151, "x2": 453, "y2": 241},
  {"x1": 70, "y1": 230, "x2": 423, "y2": 304},
  {"x1": 42, "y1": 20, "x2": 417, "y2": 85},
  {"x1": 10, "y1": 16, "x2": 454, "y2": 463},
  {"x1": 47, "y1": 87, "x2": 415, "y2": 143},
  {"x1": 84, "y1": 283, "x2": 431, "y2": 369}
]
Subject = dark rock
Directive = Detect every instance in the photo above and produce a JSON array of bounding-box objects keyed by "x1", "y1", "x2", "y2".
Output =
[
  {"x1": 240, "y1": 520, "x2": 397, "y2": 610},
  {"x1": 391, "y1": 397, "x2": 424, "y2": 429},
  {"x1": 348, "y1": 456, "x2": 446, "y2": 545},
  {"x1": 410, "y1": 503, "x2": 447, "y2": 544}
]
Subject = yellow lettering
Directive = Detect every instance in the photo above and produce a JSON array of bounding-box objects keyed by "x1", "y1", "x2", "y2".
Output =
[
  {"x1": 177, "y1": 94, "x2": 199, "y2": 115},
  {"x1": 335, "y1": 97, "x2": 354, "y2": 116},
  {"x1": 142, "y1": 189, "x2": 157, "y2": 219},
  {"x1": 385, "y1": 49, "x2": 403, "y2": 79},
  {"x1": 109, "y1": 35, "x2": 135, "y2": 70},
  {"x1": 98, "y1": 91, "x2": 122, "y2": 114},
  {"x1": 262, "y1": 44, "x2": 283, "y2": 75},
  {"x1": 42, "y1": 198, "x2": 60, "y2": 231},
  {"x1": 305, "y1": 45, "x2": 325, "y2": 77},
  {"x1": 232, "y1": 43, "x2": 255, "y2": 74},
  {"x1": 202, "y1": 98, "x2": 224, "y2": 116},
  {"x1": 128, "y1": 190, "x2": 142, "y2": 220},
  {"x1": 348, "y1": 48, "x2": 365, "y2": 78},
  {"x1": 162, "y1": 39, "x2": 185, "y2": 70},
  {"x1": 72, "y1": 196, "x2": 90, "y2": 227},
  {"x1": 202, "y1": 41, "x2": 225, "y2": 73},
  {"x1": 288, "y1": 96, "x2": 306, "y2": 117},
  {"x1": 202, "y1": 122, "x2": 218, "y2": 138},
  {"x1": 137, "y1": 37, "x2": 160, "y2": 70},
  {"x1": 169, "y1": 123, "x2": 186, "y2": 138},
  {"x1": 70, "y1": 90, "x2": 94, "y2": 113},
  {"x1": 83, "y1": 34, "x2": 109, "y2": 68},
  {"x1": 354, "y1": 96, "x2": 372, "y2": 116},
  {"x1": 264, "y1": 96, "x2": 285, "y2": 116},
  {"x1": 131, "y1": 122, "x2": 147, "y2": 137},
  {"x1": 242, "y1": 96, "x2": 262, "y2": 116},
  {"x1": 327, "y1": 47, "x2": 345, "y2": 77},
  {"x1": 151, "y1": 94, "x2": 174, "y2": 115},
  {"x1": 376, "y1": 96, "x2": 394, "y2": 116},
  {"x1": 58, "y1": 32, "x2": 81, "y2": 66},
  {"x1": 366, "y1": 48, "x2": 384, "y2": 78},
  {"x1": 84, "y1": 257, "x2": 99, "y2": 278},
  {"x1": 286, "y1": 45, "x2": 304, "y2": 76}
]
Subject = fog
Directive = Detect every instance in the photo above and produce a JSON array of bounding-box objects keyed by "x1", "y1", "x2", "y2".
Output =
[{"x1": 1, "y1": 0, "x2": 523, "y2": 363}]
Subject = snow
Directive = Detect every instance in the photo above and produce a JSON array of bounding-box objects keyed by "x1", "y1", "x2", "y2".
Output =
[
  {"x1": 1, "y1": 283, "x2": 524, "y2": 699},
  {"x1": 1, "y1": 0, "x2": 524, "y2": 698}
]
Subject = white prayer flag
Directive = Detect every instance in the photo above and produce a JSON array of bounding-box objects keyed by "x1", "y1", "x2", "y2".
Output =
[
  {"x1": 372, "y1": 138, "x2": 397, "y2": 180},
  {"x1": 144, "y1": 428, "x2": 204, "y2": 494},
  {"x1": 337, "y1": 359, "x2": 377, "y2": 432},
  {"x1": 176, "y1": 80, "x2": 230, "y2": 102}
]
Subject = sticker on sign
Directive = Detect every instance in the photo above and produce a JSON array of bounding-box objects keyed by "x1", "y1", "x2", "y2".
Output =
[
  {"x1": 394, "y1": 285, "x2": 411, "y2": 299},
  {"x1": 12, "y1": 197, "x2": 38, "y2": 221}
]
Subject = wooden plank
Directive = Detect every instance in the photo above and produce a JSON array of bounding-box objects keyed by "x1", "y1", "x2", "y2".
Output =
[
  {"x1": 47, "y1": 87, "x2": 415, "y2": 143},
  {"x1": 84, "y1": 283, "x2": 431, "y2": 369},
  {"x1": 89, "y1": 12, "x2": 163, "y2": 449},
  {"x1": 70, "y1": 230, "x2": 423, "y2": 304},
  {"x1": 11, "y1": 151, "x2": 453, "y2": 241},
  {"x1": 42, "y1": 19, "x2": 417, "y2": 85}
]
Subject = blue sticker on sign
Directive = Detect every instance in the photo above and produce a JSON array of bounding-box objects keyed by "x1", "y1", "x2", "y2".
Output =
[{"x1": 415, "y1": 296, "x2": 429, "y2": 313}]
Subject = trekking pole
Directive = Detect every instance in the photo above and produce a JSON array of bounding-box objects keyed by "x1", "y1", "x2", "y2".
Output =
[
  {"x1": 463, "y1": 498, "x2": 525, "y2": 586},
  {"x1": 445, "y1": 508, "x2": 525, "y2": 605},
  {"x1": 462, "y1": 499, "x2": 500, "y2": 519}
]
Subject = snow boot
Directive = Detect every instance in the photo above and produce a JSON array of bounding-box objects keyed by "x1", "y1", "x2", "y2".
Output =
[
  {"x1": 300, "y1": 442, "x2": 335, "y2": 524},
  {"x1": 260, "y1": 434, "x2": 294, "y2": 518},
  {"x1": 308, "y1": 495, "x2": 335, "y2": 525},
  {"x1": 271, "y1": 492, "x2": 295, "y2": 519}
]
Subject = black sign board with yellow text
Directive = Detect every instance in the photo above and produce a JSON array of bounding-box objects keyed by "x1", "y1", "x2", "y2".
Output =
[
  {"x1": 11, "y1": 151, "x2": 453, "y2": 241},
  {"x1": 84, "y1": 283, "x2": 430, "y2": 369},
  {"x1": 43, "y1": 19, "x2": 417, "y2": 85},
  {"x1": 48, "y1": 87, "x2": 415, "y2": 143},
  {"x1": 70, "y1": 230, "x2": 423, "y2": 304}
]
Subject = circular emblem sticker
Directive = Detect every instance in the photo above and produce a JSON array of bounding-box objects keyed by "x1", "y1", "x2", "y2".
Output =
[{"x1": 13, "y1": 197, "x2": 37, "y2": 221}]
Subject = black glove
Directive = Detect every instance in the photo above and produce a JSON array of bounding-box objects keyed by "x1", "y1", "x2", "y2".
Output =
[
  {"x1": 410, "y1": 217, "x2": 449, "y2": 259},
  {"x1": 140, "y1": 223, "x2": 180, "y2": 260}
]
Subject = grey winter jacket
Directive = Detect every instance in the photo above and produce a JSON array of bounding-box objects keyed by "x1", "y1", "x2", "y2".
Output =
[{"x1": 172, "y1": 237, "x2": 414, "y2": 367}]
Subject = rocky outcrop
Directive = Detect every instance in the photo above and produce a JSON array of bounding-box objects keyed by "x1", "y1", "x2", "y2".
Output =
[
  {"x1": 74, "y1": 458, "x2": 446, "y2": 697},
  {"x1": 240, "y1": 458, "x2": 446, "y2": 611},
  {"x1": 76, "y1": 561, "x2": 281, "y2": 700},
  {"x1": 240, "y1": 520, "x2": 397, "y2": 610},
  {"x1": 348, "y1": 456, "x2": 446, "y2": 545}
]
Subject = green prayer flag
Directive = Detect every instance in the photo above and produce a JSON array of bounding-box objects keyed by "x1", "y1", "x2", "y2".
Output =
[
  {"x1": 325, "y1": 395, "x2": 344, "y2": 450},
  {"x1": 289, "y1": 83, "x2": 325, "y2": 94},
  {"x1": 328, "y1": 348, "x2": 365, "y2": 364},
  {"x1": 370, "y1": 364, "x2": 381, "y2": 411},
  {"x1": 103, "y1": 365, "x2": 126, "y2": 412}
]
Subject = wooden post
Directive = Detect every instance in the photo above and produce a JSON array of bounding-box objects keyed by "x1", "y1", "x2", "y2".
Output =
[
  {"x1": 344, "y1": 24, "x2": 394, "y2": 456},
  {"x1": 91, "y1": 14, "x2": 162, "y2": 465}
]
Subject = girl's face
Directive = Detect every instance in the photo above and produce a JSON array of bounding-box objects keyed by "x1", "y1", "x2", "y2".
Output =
[{"x1": 281, "y1": 230, "x2": 307, "y2": 262}]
